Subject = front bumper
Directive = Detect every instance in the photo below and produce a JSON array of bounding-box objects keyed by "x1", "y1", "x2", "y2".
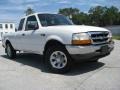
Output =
[{"x1": 66, "y1": 41, "x2": 114, "y2": 61}]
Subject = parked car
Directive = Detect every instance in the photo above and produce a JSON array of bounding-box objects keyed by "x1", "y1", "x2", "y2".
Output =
[{"x1": 2, "y1": 13, "x2": 114, "y2": 73}]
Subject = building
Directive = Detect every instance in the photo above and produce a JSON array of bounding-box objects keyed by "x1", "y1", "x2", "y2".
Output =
[{"x1": 0, "y1": 21, "x2": 15, "y2": 40}]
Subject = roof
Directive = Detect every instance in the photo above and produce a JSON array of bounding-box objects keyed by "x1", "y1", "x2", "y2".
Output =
[
  {"x1": 0, "y1": 20, "x2": 15, "y2": 23},
  {"x1": 21, "y1": 12, "x2": 58, "y2": 19}
]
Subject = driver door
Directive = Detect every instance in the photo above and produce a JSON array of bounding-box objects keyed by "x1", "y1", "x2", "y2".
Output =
[{"x1": 20, "y1": 15, "x2": 41, "y2": 52}]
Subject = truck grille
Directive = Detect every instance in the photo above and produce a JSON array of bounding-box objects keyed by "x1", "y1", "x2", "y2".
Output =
[{"x1": 89, "y1": 31, "x2": 109, "y2": 45}]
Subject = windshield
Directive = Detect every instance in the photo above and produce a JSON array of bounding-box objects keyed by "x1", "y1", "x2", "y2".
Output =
[{"x1": 38, "y1": 14, "x2": 73, "y2": 26}]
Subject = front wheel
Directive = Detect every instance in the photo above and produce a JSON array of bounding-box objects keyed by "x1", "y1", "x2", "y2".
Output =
[
  {"x1": 45, "y1": 46, "x2": 72, "y2": 73},
  {"x1": 6, "y1": 43, "x2": 16, "y2": 59}
]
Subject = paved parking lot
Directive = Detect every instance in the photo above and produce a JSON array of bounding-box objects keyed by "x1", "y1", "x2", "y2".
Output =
[{"x1": 0, "y1": 40, "x2": 120, "y2": 90}]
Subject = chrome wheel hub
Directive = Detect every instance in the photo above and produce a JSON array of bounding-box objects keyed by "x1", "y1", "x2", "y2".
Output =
[{"x1": 50, "y1": 51, "x2": 67, "y2": 69}]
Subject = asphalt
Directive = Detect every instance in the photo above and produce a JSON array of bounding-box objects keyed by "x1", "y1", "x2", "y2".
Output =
[{"x1": 0, "y1": 40, "x2": 120, "y2": 90}]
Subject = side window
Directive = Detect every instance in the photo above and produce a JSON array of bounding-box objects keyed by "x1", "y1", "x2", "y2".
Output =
[
  {"x1": 25, "y1": 15, "x2": 38, "y2": 31},
  {"x1": 18, "y1": 18, "x2": 25, "y2": 31}
]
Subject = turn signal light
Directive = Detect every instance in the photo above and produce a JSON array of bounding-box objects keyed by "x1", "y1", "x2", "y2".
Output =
[{"x1": 72, "y1": 39, "x2": 91, "y2": 45}]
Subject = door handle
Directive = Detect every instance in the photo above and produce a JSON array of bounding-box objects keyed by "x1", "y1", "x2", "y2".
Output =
[{"x1": 22, "y1": 33, "x2": 25, "y2": 36}]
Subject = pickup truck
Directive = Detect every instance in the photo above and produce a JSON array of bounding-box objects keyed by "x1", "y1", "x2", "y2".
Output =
[{"x1": 2, "y1": 13, "x2": 114, "y2": 73}]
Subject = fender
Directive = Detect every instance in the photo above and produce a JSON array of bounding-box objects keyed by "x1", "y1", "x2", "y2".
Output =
[
  {"x1": 3, "y1": 37, "x2": 10, "y2": 48},
  {"x1": 46, "y1": 35, "x2": 65, "y2": 44},
  {"x1": 40, "y1": 35, "x2": 65, "y2": 54}
]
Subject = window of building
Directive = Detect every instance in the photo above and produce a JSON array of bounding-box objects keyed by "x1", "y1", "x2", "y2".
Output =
[
  {"x1": 5, "y1": 24, "x2": 8, "y2": 29},
  {"x1": 10, "y1": 24, "x2": 13, "y2": 29},
  {"x1": 0, "y1": 24, "x2": 3, "y2": 29}
]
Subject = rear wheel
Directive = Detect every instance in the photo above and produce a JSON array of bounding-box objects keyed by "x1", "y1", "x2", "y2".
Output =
[
  {"x1": 45, "y1": 46, "x2": 72, "y2": 73},
  {"x1": 6, "y1": 43, "x2": 16, "y2": 59}
]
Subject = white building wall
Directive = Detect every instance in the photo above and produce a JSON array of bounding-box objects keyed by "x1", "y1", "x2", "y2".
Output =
[{"x1": 0, "y1": 22, "x2": 15, "y2": 40}]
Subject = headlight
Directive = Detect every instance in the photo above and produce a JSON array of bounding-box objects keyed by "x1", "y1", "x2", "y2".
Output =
[
  {"x1": 72, "y1": 32, "x2": 91, "y2": 45},
  {"x1": 108, "y1": 31, "x2": 112, "y2": 42},
  {"x1": 108, "y1": 31, "x2": 112, "y2": 38}
]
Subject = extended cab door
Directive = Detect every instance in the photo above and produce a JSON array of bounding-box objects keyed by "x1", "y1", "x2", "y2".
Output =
[{"x1": 12, "y1": 18, "x2": 26, "y2": 50}]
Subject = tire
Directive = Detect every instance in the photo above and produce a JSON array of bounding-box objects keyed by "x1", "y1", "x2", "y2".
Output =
[
  {"x1": 44, "y1": 45, "x2": 72, "y2": 74},
  {"x1": 6, "y1": 43, "x2": 16, "y2": 59}
]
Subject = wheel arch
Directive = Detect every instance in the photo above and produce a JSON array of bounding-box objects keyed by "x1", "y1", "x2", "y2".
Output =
[
  {"x1": 5, "y1": 40, "x2": 11, "y2": 46},
  {"x1": 4, "y1": 40, "x2": 12, "y2": 53},
  {"x1": 5, "y1": 39, "x2": 14, "y2": 49},
  {"x1": 43, "y1": 39, "x2": 66, "y2": 54},
  {"x1": 43, "y1": 35, "x2": 66, "y2": 53}
]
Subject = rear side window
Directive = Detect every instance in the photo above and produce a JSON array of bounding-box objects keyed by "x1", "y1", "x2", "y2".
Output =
[{"x1": 18, "y1": 18, "x2": 25, "y2": 31}]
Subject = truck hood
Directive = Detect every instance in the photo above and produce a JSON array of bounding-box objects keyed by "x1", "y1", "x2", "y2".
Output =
[{"x1": 45, "y1": 25, "x2": 109, "y2": 33}]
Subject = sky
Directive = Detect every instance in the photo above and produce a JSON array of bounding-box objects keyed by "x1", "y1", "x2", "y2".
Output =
[{"x1": 0, "y1": 0, "x2": 120, "y2": 25}]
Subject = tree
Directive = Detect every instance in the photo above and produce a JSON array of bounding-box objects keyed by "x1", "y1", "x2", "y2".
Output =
[
  {"x1": 89, "y1": 6, "x2": 120, "y2": 26},
  {"x1": 72, "y1": 12, "x2": 90, "y2": 25},
  {"x1": 88, "y1": 6, "x2": 107, "y2": 26},
  {"x1": 58, "y1": 6, "x2": 120, "y2": 26},
  {"x1": 103, "y1": 6, "x2": 119, "y2": 25},
  {"x1": 118, "y1": 12, "x2": 120, "y2": 25},
  {"x1": 58, "y1": 7, "x2": 80, "y2": 18},
  {"x1": 25, "y1": 7, "x2": 35, "y2": 16}
]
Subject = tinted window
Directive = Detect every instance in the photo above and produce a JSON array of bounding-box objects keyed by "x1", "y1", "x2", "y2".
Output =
[
  {"x1": 18, "y1": 18, "x2": 25, "y2": 31},
  {"x1": 25, "y1": 15, "x2": 38, "y2": 31},
  {"x1": 38, "y1": 14, "x2": 73, "y2": 26}
]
